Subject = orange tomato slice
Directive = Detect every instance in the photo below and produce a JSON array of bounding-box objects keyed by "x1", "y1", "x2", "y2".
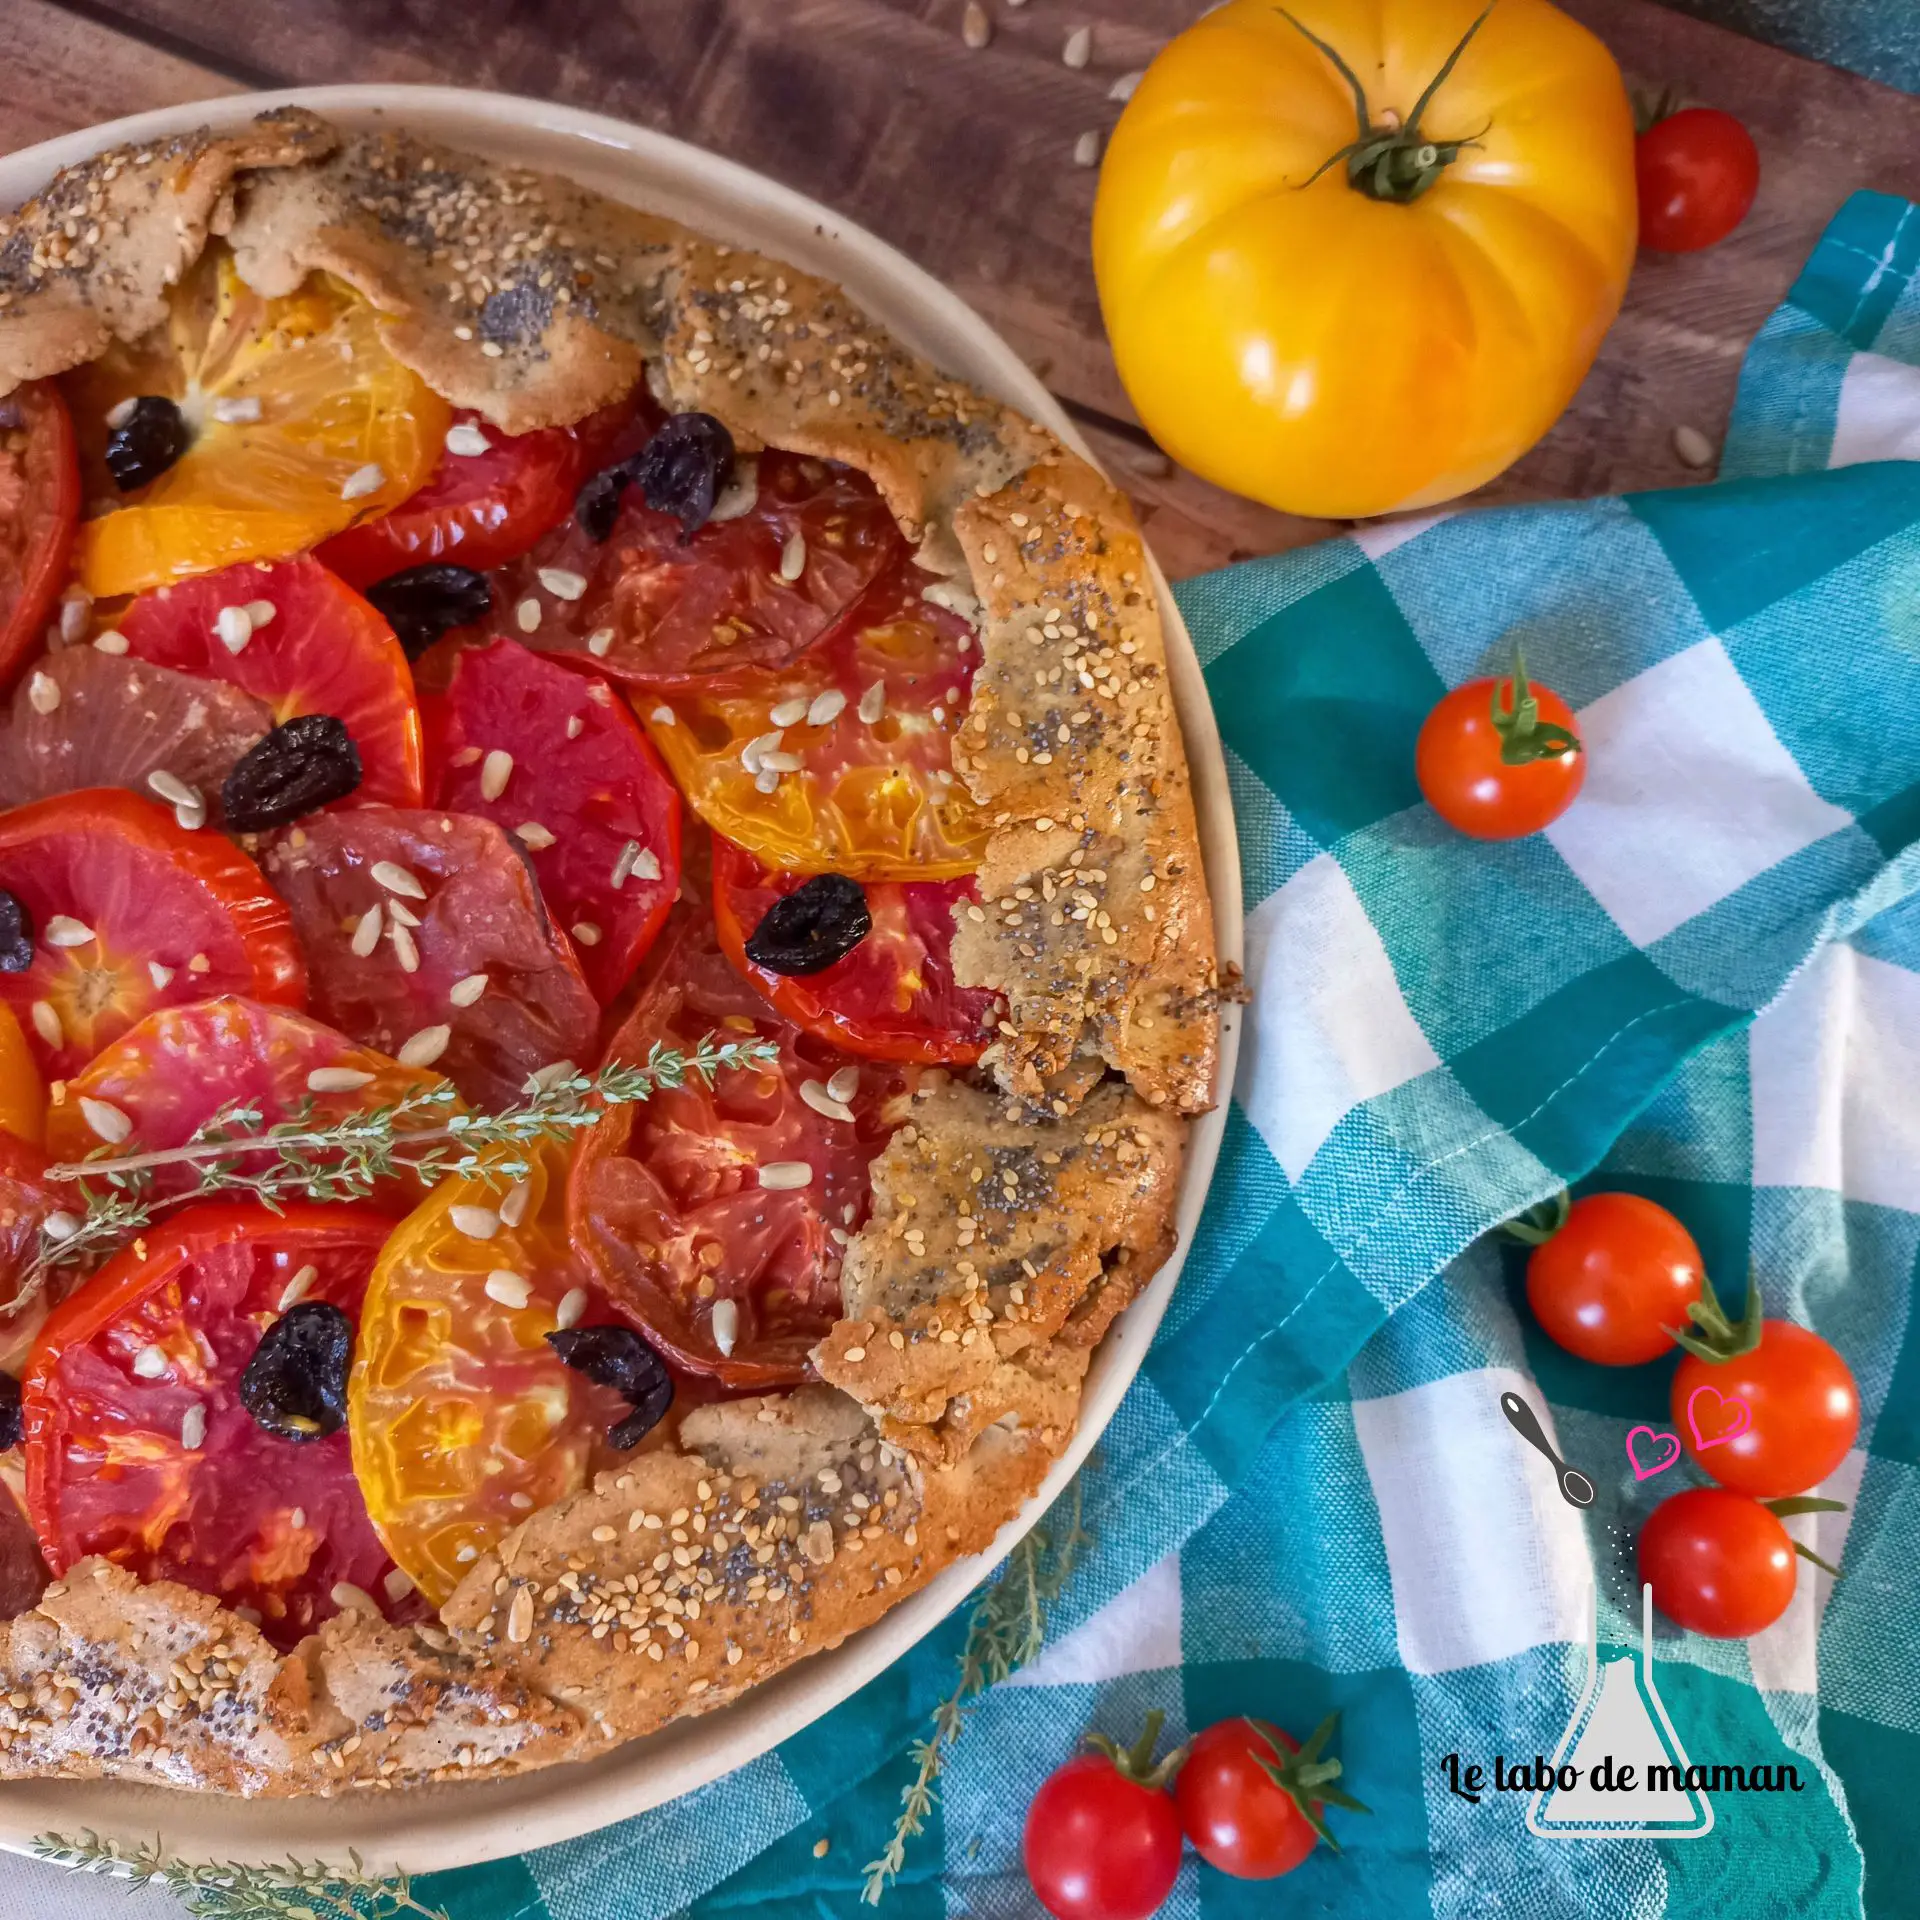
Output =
[
  {"x1": 0, "y1": 1004, "x2": 44, "y2": 1148},
  {"x1": 349, "y1": 1142, "x2": 631, "y2": 1605},
  {"x1": 65, "y1": 250, "x2": 450, "y2": 599}
]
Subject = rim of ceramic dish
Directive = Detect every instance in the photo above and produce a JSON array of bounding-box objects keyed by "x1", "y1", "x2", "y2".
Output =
[{"x1": 0, "y1": 85, "x2": 1244, "y2": 1875}]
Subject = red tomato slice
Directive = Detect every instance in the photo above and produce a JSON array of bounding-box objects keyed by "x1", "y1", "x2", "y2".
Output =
[
  {"x1": 317, "y1": 403, "x2": 631, "y2": 588},
  {"x1": 641, "y1": 554, "x2": 986, "y2": 878},
  {"x1": 23, "y1": 1203, "x2": 410, "y2": 1647},
  {"x1": 0, "y1": 383, "x2": 80, "y2": 694},
  {"x1": 500, "y1": 450, "x2": 904, "y2": 687},
  {"x1": 0, "y1": 1134, "x2": 58, "y2": 1372},
  {"x1": 0, "y1": 787, "x2": 305, "y2": 1081},
  {"x1": 45, "y1": 996, "x2": 450, "y2": 1216},
  {"x1": 263, "y1": 806, "x2": 598, "y2": 1113},
  {"x1": 422, "y1": 636, "x2": 681, "y2": 1003},
  {"x1": 711, "y1": 837, "x2": 1000, "y2": 1064},
  {"x1": 0, "y1": 647, "x2": 272, "y2": 817},
  {"x1": 117, "y1": 555, "x2": 423, "y2": 807},
  {"x1": 569, "y1": 889, "x2": 908, "y2": 1386}
]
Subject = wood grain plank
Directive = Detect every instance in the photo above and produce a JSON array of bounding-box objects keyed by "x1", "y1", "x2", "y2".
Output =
[
  {"x1": 0, "y1": 0, "x2": 240, "y2": 156},
  {"x1": 8, "y1": 0, "x2": 1920, "y2": 574}
]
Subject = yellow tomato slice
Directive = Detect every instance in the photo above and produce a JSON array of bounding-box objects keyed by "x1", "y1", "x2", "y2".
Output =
[
  {"x1": 348, "y1": 1141, "x2": 620, "y2": 1605},
  {"x1": 0, "y1": 1004, "x2": 44, "y2": 1148},
  {"x1": 67, "y1": 250, "x2": 450, "y2": 598}
]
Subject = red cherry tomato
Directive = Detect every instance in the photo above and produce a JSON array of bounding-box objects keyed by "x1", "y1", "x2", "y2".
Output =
[
  {"x1": 1637, "y1": 108, "x2": 1760, "y2": 254},
  {"x1": 1638, "y1": 1487, "x2": 1795, "y2": 1637},
  {"x1": 1525, "y1": 1193, "x2": 1705, "y2": 1366},
  {"x1": 1416, "y1": 662, "x2": 1584, "y2": 840},
  {"x1": 1672, "y1": 1319, "x2": 1858, "y2": 1497},
  {"x1": 1023, "y1": 1735, "x2": 1183, "y2": 1920},
  {"x1": 1175, "y1": 1716, "x2": 1360, "y2": 1878},
  {"x1": 316, "y1": 405, "x2": 628, "y2": 587},
  {"x1": 0, "y1": 381, "x2": 80, "y2": 693}
]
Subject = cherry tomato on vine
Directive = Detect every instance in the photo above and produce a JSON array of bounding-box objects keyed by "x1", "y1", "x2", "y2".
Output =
[
  {"x1": 1637, "y1": 1486, "x2": 1842, "y2": 1637},
  {"x1": 1416, "y1": 655, "x2": 1584, "y2": 840},
  {"x1": 1637, "y1": 107, "x2": 1760, "y2": 254},
  {"x1": 1175, "y1": 1712, "x2": 1367, "y2": 1878},
  {"x1": 1023, "y1": 1714, "x2": 1185, "y2": 1920},
  {"x1": 1523, "y1": 1192, "x2": 1705, "y2": 1366}
]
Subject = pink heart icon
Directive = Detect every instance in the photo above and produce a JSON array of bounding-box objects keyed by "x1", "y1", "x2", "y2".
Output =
[
  {"x1": 1625, "y1": 1426, "x2": 1683, "y2": 1480},
  {"x1": 1686, "y1": 1383, "x2": 1753, "y2": 1451}
]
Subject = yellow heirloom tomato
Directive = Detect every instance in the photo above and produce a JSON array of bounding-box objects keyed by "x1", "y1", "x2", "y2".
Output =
[{"x1": 1092, "y1": 0, "x2": 1638, "y2": 520}]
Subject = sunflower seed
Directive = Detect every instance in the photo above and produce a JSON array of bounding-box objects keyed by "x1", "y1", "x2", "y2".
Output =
[
  {"x1": 307, "y1": 1066, "x2": 376, "y2": 1093},
  {"x1": 26, "y1": 672, "x2": 58, "y2": 714},
  {"x1": 330, "y1": 1582, "x2": 380, "y2": 1615},
  {"x1": 44, "y1": 1209, "x2": 81, "y2": 1242},
  {"x1": 371, "y1": 861, "x2": 426, "y2": 899},
  {"x1": 180, "y1": 1403, "x2": 208, "y2": 1449},
  {"x1": 650, "y1": 705, "x2": 676, "y2": 726},
  {"x1": 778, "y1": 531, "x2": 807, "y2": 581},
  {"x1": 339, "y1": 464, "x2": 385, "y2": 501},
  {"x1": 537, "y1": 567, "x2": 588, "y2": 601},
  {"x1": 1673, "y1": 424, "x2": 1716, "y2": 469},
  {"x1": 445, "y1": 421, "x2": 491, "y2": 456},
  {"x1": 1073, "y1": 129, "x2": 1102, "y2": 167},
  {"x1": 962, "y1": 0, "x2": 991, "y2": 47},
  {"x1": 757, "y1": 1161, "x2": 813, "y2": 1190},
  {"x1": 585, "y1": 626, "x2": 615, "y2": 657},
  {"x1": 384, "y1": 1567, "x2": 417, "y2": 1603},
  {"x1": 515, "y1": 821, "x2": 557, "y2": 850},
  {"x1": 806, "y1": 688, "x2": 847, "y2": 727},
  {"x1": 506, "y1": 1585, "x2": 535, "y2": 1642},
  {"x1": 631, "y1": 847, "x2": 661, "y2": 882},
  {"x1": 570, "y1": 921, "x2": 602, "y2": 946},
  {"x1": 91, "y1": 630, "x2": 129, "y2": 655},
  {"x1": 279, "y1": 1264, "x2": 318, "y2": 1310},
  {"x1": 1109, "y1": 69, "x2": 1144, "y2": 101},
  {"x1": 147, "y1": 961, "x2": 174, "y2": 990},
  {"x1": 350, "y1": 903, "x2": 384, "y2": 956},
  {"x1": 391, "y1": 923, "x2": 421, "y2": 973},
  {"x1": 826, "y1": 1064, "x2": 861, "y2": 1104},
  {"x1": 451, "y1": 1205, "x2": 502, "y2": 1242},
  {"x1": 80, "y1": 1096, "x2": 131, "y2": 1143},
  {"x1": 741, "y1": 729, "x2": 784, "y2": 774},
  {"x1": 1063, "y1": 23, "x2": 1091, "y2": 66},
  {"x1": 498, "y1": 1179, "x2": 532, "y2": 1229},
  {"x1": 708, "y1": 457, "x2": 760, "y2": 522},
  {"x1": 485, "y1": 1268, "x2": 532, "y2": 1308},
  {"x1": 480, "y1": 748, "x2": 514, "y2": 800},
  {"x1": 556, "y1": 1286, "x2": 588, "y2": 1330},
  {"x1": 104, "y1": 398, "x2": 137, "y2": 429},
  {"x1": 759, "y1": 750, "x2": 804, "y2": 773},
  {"x1": 388, "y1": 899, "x2": 420, "y2": 928},
  {"x1": 711, "y1": 1298, "x2": 740, "y2": 1356},
  {"x1": 515, "y1": 597, "x2": 542, "y2": 633},
  {"x1": 245, "y1": 599, "x2": 277, "y2": 628},
  {"x1": 754, "y1": 767, "x2": 781, "y2": 795},
  {"x1": 769, "y1": 696, "x2": 811, "y2": 728},
  {"x1": 57, "y1": 596, "x2": 90, "y2": 644},
  {"x1": 448, "y1": 972, "x2": 489, "y2": 1007},
  {"x1": 858, "y1": 681, "x2": 886, "y2": 724},
  {"x1": 799, "y1": 1080, "x2": 856, "y2": 1123},
  {"x1": 397, "y1": 1025, "x2": 451, "y2": 1068},
  {"x1": 132, "y1": 1344, "x2": 169, "y2": 1379},
  {"x1": 44, "y1": 916, "x2": 94, "y2": 948},
  {"x1": 146, "y1": 768, "x2": 200, "y2": 809},
  {"x1": 211, "y1": 395, "x2": 262, "y2": 425},
  {"x1": 610, "y1": 840, "x2": 642, "y2": 888}
]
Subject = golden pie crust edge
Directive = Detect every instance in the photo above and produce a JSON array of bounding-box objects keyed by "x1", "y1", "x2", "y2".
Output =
[{"x1": 0, "y1": 112, "x2": 1222, "y2": 1797}]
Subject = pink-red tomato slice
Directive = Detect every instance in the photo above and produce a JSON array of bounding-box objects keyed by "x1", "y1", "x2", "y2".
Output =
[
  {"x1": 117, "y1": 555, "x2": 424, "y2": 807},
  {"x1": 569, "y1": 889, "x2": 908, "y2": 1386},
  {"x1": 0, "y1": 381, "x2": 80, "y2": 695},
  {"x1": 0, "y1": 647, "x2": 272, "y2": 817},
  {"x1": 711, "y1": 836, "x2": 999, "y2": 1063},
  {"x1": 421, "y1": 636, "x2": 681, "y2": 1002},
  {"x1": 498, "y1": 450, "x2": 904, "y2": 686},
  {"x1": 44, "y1": 996, "x2": 451, "y2": 1216},
  {"x1": 23, "y1": 1203, "x2": 412, "y2": 1648},
  {"x1": 0, "y1": 787, "x2": 306, "y2": 1081},
  {"x1": 263, "y1": 806, "x2": 598, "y2": 1113}
]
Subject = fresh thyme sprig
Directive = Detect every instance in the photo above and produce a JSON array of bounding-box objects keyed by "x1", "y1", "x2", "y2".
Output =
[
  {"x1": 861, "y1": 1478, "x2": 1092, "y2": 1905},
  {"x1": 6, "y1": 1035, "x2": 778, "y2": 1316},
  {"x1": 32, "y1": 1830, "x2": 452, "y2": 1920}
]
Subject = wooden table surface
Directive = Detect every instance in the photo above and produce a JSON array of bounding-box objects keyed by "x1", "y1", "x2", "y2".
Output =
[{"x1": 7, "y1": 0, "x2": 1920, "y2": 578}]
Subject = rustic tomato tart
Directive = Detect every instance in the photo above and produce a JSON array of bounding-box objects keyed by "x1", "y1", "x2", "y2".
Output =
[{"x1": 0, "y1": 111, "x2": 1220, "y2": 1796}]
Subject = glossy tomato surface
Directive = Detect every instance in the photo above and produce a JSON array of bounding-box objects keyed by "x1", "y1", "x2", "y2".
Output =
[
  {"x1": 0, "y1": 1003, "x2": 43, "y2": 1149},
  {"x1": 45, "y1": 996, "x2": 448, "y2": 1215},
  {"x1": 1638, "y1": 1487, "x2": 1795, "y2": 1637},
  {"x1": 119, "y1": 554, "x2": 423, "y2": 808},
  {"x1": 23, "y1": 1203, "x2": 408, "y2": 1647},
  {"x1": 0, "y1": 787, "x2": 304, "y2": 1080},
  {"x1": 0, "y1": 647, "x2": 272, "y2": 817},
  {"x1": 0, "y1": 1134, "x2": 58, "y2": 1368},
  {"x1": 1024, "y1": 1751, "x2": 1183, "y2": 1920},
  {"x1": 1093, "y1": 0, "x2": 1637, "y2": 517},
  {"x1": 0, "y1": 381, "x2": 79, "y2": 692},
  {"x1": 570, "y1": 890, "x2": 908, "y2": 1385},
  {"x1": 422, "y1": 636, "x2": 680, "y2": 1002},
  {"x1": 264, "y1": 805, "x2": 598, "y2": 1113},
  {"x1": 643, "y1": 554, "x2": 986, "y2": 879},
  {"x1": 350, "y1": 1142, "x2": 638, "y2": 1604},
  {"x1": 503, "y1": 449, "x2": 903, "y2": 685},
  {"x1": 1526, "y1": 1193, "x2": 1705, "y2": 1366},
  {"x1": 1176, "y1": 1718, "x2": 1321, "y2": 1879},
  {"x1": 65, "y1": 251, "x2": 449, "y2": 598},
  {"x1": 712, "y1": 837, "x2": 999, "y2": 1063},
  {"x1": 1637, "y1": 108, "x2": 1760, "y2": 253},
  {"x1": 317, "y1": 403, "x2": 629, "y2": 587},
  {"x1": 1672, "y1": 1320, "x2": 1859, "y2": 1497},
  {"x1": 1416, "y1": 673, "x2": 1586, "y2": 840}
]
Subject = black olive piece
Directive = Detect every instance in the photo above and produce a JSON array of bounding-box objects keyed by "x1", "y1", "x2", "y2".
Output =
[
  {"x1": 0, "y1": 891, "x2": 31, "y2": 974},
  {"x1": 104, "y1": 395, "x2": 191, "y2": 491},
  {"x1": 574, "y1": 456, "x2": 642, "y2": 545},
  {"x1": 364, "y1": 564, "x2": 495, "y2": 660},
  {"x1": 546, "y1": 1324, "x2": 675, "y2": 1450},
  {"x1": 0, "y1": 1372, "x2": 19, "y2": 1452},
  {"x1": 745, "y1": 873, "x2": 872, "y2": 976},
  {"x1": 635, "y1": 412, "x2": 735, "y2": 537},
  {"x1": 239, "y1": 1302, "x2": 351, "y2": 1443},
  {"x1": 222, "y1": 714, "x2": 363, "y2": 832}
]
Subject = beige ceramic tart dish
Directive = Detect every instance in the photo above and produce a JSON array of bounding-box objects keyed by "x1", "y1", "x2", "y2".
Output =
[{"x1": 0, "y1": 89, "x2": 1241, "y2": 1871}]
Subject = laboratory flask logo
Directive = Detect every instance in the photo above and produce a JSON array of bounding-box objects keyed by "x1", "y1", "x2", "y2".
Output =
[{"x1": 1526, "y1": 1581, "x2": 1713, "y2": 1840}]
